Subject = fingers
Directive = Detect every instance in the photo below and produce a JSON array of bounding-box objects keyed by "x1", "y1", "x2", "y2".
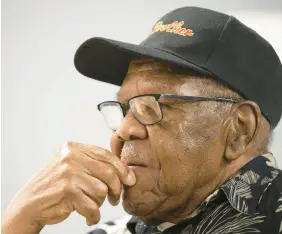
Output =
[
  {"x1": 86, "y1": 164, "x2": 122, "y2": 204},
  {"x1": 109, "y1": 155, "x2": 136, "y2": 186},
  {"x1": 61, "y1": 159, "x2": 122, "y2": 206},
  {"x1": 67, "y1": 142, "x2": 136, "y2": 186},
  {"x1": 67, "y1": 152, "x2": 123, "y2": 203},
  {"x1": 110, "y1": 132, "x2": 124, "y2": 156},
  {"x1": 77, "y1": 171, "x2": 121, "y2": 206},
  {"x1": 77, "y1": 173, "x2": 122, "y2": 206},
  {"x1": 71, "y1": 189, "x2": 101, "y2": 226}
]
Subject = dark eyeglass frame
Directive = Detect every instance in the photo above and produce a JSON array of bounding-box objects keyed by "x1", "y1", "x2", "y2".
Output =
[{"x1": 97, "y1": 94, "x2": 240, "y2": 128}]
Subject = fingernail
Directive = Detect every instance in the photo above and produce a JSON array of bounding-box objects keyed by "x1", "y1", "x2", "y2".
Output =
[
  {"x1": 115, "y1": 198, "x2": 120, "y2": 206},
  {"x1": 86, "y1": 219, "x2": 92, "y2": 226},
  {"x1": 126, "y1": 170, "x2": 136, "y2": 186}
]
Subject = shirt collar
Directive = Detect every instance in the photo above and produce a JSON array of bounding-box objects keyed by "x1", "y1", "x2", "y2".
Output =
[{"x1": 220, "y1": 153, "x2": 280, "y2": 215}]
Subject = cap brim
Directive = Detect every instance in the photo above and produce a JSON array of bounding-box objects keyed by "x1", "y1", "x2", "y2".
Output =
[{"x1": 74, "y1": 37, "x2": 214, "y2": 86}]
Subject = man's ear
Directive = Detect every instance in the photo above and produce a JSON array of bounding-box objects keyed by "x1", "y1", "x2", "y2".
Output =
[{"x1": 223, "y1": 101, "x2": 261, "y2": 161}]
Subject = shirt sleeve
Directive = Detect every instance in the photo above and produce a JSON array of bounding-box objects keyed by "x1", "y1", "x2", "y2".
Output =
[{"x1": 87, "y1": 215, "x2": 132, "y2": 234}]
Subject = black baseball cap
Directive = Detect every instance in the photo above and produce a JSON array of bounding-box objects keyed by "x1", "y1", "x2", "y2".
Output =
[{"x1": 74, "y1": 7, "x2": 282, "y2": 128}]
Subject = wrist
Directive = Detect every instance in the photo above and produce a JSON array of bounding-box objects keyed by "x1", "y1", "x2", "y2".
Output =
[{"x1": 2, "y1": 210, "x2": 44, "y2": 234}]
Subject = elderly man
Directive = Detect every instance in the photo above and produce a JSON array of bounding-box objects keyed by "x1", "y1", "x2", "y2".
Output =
[{"x1": 2, "y1": 6, "x2": 282, "y2": 234}]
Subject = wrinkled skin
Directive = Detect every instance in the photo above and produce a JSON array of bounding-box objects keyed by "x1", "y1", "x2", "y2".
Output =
[
  {"x1": 2, "y1": 58, "x2": 262, "y2": 234},
  {"x1": 111, "y1": 58, "x2": 262, "y2": 225}
]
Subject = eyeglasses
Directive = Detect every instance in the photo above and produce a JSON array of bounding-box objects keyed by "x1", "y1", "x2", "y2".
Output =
[{"x1": 97, "y1": 94, "x2": 239, "y2": 131}]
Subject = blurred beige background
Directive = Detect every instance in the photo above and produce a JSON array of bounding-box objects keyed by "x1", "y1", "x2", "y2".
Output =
[{"x1": 2, "y1": 0, "x2": 282, "y2": 233}]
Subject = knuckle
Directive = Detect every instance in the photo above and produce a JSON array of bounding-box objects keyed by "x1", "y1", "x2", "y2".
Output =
[
  {"x1": 96, "y1": 183, "x2": 108, "y2": 197},
  {"x1": 115, "y1": 161, "x2": 127, "y2": 176},
  {"x1": 104, "y1": 166, "x2": 115, "y2": 179},
  {"x1": 59, "y1": 141, "x2": 73, "y2": 153},
  {"x1": 58, "y1": 200, "x2": 74, "y2": 215},
  {"x1": 65, "y1": 141, "x2": 74, "y2": 149},
  {"x1": 60, "y1": 141, "x2": 78, "y2": 153},
  {"x1": 63, "y1": 183, "x2": 76, "y2": 197},
  {"x1": 104, "y1": 149, "x2": 114, "y2": 160},
  {"x1": 93, "y1": 147, "x2": 110, "y2": 160},
  {"x1": 102, "y1": 148, "x2": 111, "y2": 157},
  {"x1": 60, "y1": 164, "x2": 78, "y2": 180},
  {"x1": 60, "y1": 149, "x2": 74, "y2": 164},
  {"x1": 61, "y1": 154, "x2": 72, "y2": 164}
]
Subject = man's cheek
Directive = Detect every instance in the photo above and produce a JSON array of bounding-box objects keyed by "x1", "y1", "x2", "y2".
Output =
[{"x1": 159, "y1": 164, "x2": 192, "y2": 194}]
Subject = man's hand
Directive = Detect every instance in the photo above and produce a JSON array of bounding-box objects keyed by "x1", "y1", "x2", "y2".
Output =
[{"x1": 1, "y1": 142, "x2": 136, "y2": 234}]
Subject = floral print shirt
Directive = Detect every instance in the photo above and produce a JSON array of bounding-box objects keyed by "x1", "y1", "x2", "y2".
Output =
[{"x1": 88, "y1": 153, "x2": 282, "y2": 234}]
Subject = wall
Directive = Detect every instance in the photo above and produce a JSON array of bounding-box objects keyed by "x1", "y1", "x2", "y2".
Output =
[{"x1": 2, "y1": 0, "x2": 282, "y2": 233}]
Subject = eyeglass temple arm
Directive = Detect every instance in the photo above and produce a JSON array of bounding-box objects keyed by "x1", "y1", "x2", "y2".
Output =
[{"x1": 160, "y1": 94, "x2": 239, "y2": 103}]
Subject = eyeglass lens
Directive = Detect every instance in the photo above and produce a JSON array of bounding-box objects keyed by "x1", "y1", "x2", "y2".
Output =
[
  {"x1": 99, "y1": 102, "x2": 124, "y2": 130},
  {"x1": 99, "y1": 96, "x2": 162, "y2": 130},
  {"x1": 129, "y1": 96, "x2": 162, "y2": 125}
]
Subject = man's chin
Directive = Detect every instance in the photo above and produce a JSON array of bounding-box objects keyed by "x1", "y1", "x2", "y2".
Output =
[
  {"x1": 121, "y1": 187, "x2": 172, "y2": 226},
  {"x1": 121, "y1": 170, "x2": 163, "y2": 219},
  {"x1": 122, "y1": 201, "x2": 161, "y2": 225},
  {"x1": 121, "y1": 186, "x2": 157, "y2": 217},
  {"x1": 122, "y1": 192, "x2": 153, "y2": 217},
  {"x1": 122, "y1": 198, "x2": 165, "y2": 226}
]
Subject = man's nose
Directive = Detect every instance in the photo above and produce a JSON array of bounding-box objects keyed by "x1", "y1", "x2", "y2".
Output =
[
  {"x1": 117, "y1": 111, "x2": 148, "y2": 140},
  {"x1": 110, "y1": 112, "x2": 148, "y2": 156}
]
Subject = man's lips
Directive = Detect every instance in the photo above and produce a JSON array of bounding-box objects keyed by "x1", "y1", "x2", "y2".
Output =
[
  {"x1": 127, "y1": 164, "x2": 147, "y2": 168},
  {"x1": 123, "y1": 159, "x2": 148, "y2": 168}
]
